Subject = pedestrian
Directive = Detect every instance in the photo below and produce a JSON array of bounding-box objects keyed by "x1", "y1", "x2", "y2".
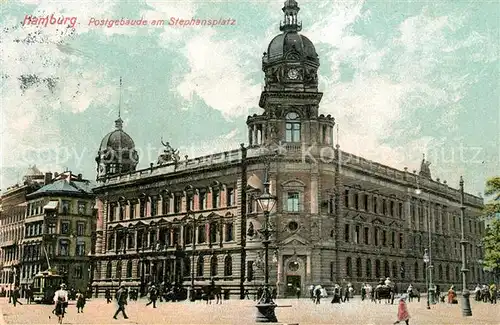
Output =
[
  {"x1": 105, "y1": 288, "x2": 112, "y2": 304},
  {"x1": 113, "y1": 285, "x2": 129, "y2": 320},
  {"x1": 361, "y1": 284, "x2": 366, "y2": 301},
  {"x1": 489, "y1": 283, "x2": 497, "y2": 304},
  {"x1": 76, "y1": 290, "x2": 86, "y2": 313},
  {"x1": 309, "y1": 284, "x2": 315, "y2": 301},
  {"x1": 215, "y1": 285, "x2": 222, "y2": 304},
  {"x1": 146, "y1": 285, "x2": 158, "y2": 308},
  {"x1": 245, "y1": 289, "x2": 250, "y2": 300},
  {"x1": 393, "y1": 295, "x2": 410, "y2": 325},
  {"x1": 26, "y1": 285, "x2": 33, "y2": 304},
  {"x1": 447, "y1": 285, "x2": 457, "y2": 304},
  {"x1": 296, "y1": 286, "x2": 301, "y2": 299},
  {"x1": 11, "y1": 286, "x2": 23, "y2": 306},
  {"x1": 53, "y1": 284, "x2": 69, "y2": 325},
  {"x1": 343, "y1": 285, "x2": 349, "y2": 302},
  {"x1": 314, "y1": 286, "x2": 322, "y2": 304}
]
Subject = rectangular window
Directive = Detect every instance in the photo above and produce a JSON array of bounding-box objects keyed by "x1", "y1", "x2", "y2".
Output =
[
  {"x1": 109, "y1": 204, "x2": 115, "y2": 221},
  {"x1": 77, "y1": 202, "x2": 86, "y2": 215},
  {"x1": 197, "y1": 225, "x2": 206, "y2": 243},
  {"x1": 75, "y1": 242, "x2": 85, "y2": 256},
  {"x1": 374, "y1": 229, "x2": 379, "y2": 246},
  {"x1": 174, "y1": 195, "x2": 181, "y2": 213},
  {"x1": 364, "y1": 194, "x2": 369, "y2": 210},
  {"x1": 355, "y1": 225, "x2": 360, "y2": 244},
  {"x1": 130, "y1": 203, "x2": 135, "y2": 219},
  {"x1": 391, "y1": 232, "x2": 396, "y2": 248},
  {"x1": 399, "y1": 234, "x2": 403, "y2": 249},
  {"x1": 225, "y1": 223, "x2": 234, "y2": 242},
  {"x1": 48, "y1": 223, "x2": 56, "y2": 235},
  {"x1": 76, "y1": 222, "x2": 85, "y2": 236},
  {"x1": 209, "y1": 222, "x2": 217, "y2": 243},
  {"x1": 285, "y1": 123, "x2": 301, "y2": 142},
  {"x1": 364, "y1": 227, "x2": 369, "y2": 244},
  {"x1": 226, "y1": 188, "x2": 234, "y2": 206},
  {"x1": 186, "y1": 196, "x2": 194, "y2": 211},
  {"x1": 59, "y1": 241, "x2": 69, "y2": 256},
  {"x1": 354, "y1": 193, "x2": 359, "y2": 210},
  {"x1": 382, "y1": 230, "x2": 387, "y2": 246},
  {"x1": 73, "y1": 265, "x2": 83, "y2": 279},
  {"x1": 212, "y1": 190, "x2": 220, "y2": 208},
  {"x1": 199, "y1": 192, "x2": 206, "y2": 210},
  {"x1": 162, "y1": 198, "x2": 169, "y2": 215},
  {"x1": 399, "y1": 203, "x2": 403, "y2": 218},
  {"x1": 373, "y1": 197, "x2": 378, "y2": 213},
  {"x1": 151, "y1": 197, "x2": 157, "y2": 216},
  {"x1": 61, "y1": 200, "x2": 70, "y2": 214},
  {"x1": 287, "y1": 192, "x2": 300, "y2": 212},
  {"x1": 344, "y1": 190, "x2": 349, "y2": 208},
  {"x1": 344, "y1": 224, "x2": 350, "y2": 242},
  {"x1": 61, "y1": 221, "x2": 70, "y2": 235}
]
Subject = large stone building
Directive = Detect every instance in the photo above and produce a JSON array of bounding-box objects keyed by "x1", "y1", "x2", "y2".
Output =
[
  {"x1": 0, "y1": 166, "x2": 47, "y2": 295},
  {"x1": 91, "y1": 0, "x2": 487, "y2": 298},
  {"x1": 21, "y1": 171, "x2": 96, "y2": 292}
]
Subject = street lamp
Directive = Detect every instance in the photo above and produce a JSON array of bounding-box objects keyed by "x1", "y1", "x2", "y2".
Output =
[
  {"x1": 423, "y1": 249, "x2": 431, "y2": 309},
  {"x1": 254, "y1": 160, "x2": 278, "y2": 323},
  {"x1": 459, "y1": 176, "x2": 472, "y2": 316},
  {"x1": 415, "y1": 187, "x2": 435, "y2": 306}
]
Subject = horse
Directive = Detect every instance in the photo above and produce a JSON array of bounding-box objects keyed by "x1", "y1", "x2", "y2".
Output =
[{"x1": 407, "y1": 288, "x2": 420, "y2": 302}]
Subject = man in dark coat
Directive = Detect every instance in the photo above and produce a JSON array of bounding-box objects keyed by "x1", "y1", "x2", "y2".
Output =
[
  {"x1": 113, "y1": 286, "x2": 129, "y2": 320},
  {"x1": 146, "y1": 285, "x2": 158, "y2": 308}
]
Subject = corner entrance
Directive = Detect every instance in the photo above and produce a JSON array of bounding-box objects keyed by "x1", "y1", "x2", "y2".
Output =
[{"x1": 286, "y1": 275, "x2": 301, "y2": 297}]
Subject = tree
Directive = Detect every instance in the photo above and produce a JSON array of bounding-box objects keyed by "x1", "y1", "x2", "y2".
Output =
[
  {"x1": 483, "y1": 176, "x2": 500, "y2": 217},
  {"x1": 482, "y1": 176, "x2": 500, "y2": 282}
]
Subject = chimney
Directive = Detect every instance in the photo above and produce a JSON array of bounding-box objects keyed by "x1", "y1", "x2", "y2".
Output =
[
  {"x1": 44, "y1": 172, "x2": 53, "y2": 185},
  {"x1": 78, "y1": 174, "x2": 82, "y2": 180}
]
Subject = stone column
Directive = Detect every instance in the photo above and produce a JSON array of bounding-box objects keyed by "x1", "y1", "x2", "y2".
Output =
[
  {"x1": 248, "y1": 127, "x2": 252, "y2": 146},
  {"x1": 253, "y1": 125, "x2": 258, "y2": 145}
]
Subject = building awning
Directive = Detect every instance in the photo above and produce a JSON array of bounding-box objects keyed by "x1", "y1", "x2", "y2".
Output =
[{"x1": 44, "y1": 201, "x2": 59, "y2": 210}]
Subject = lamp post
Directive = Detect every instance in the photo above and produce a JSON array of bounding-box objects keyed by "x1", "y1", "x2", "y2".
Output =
[
  {"x1": 423, "y1": 249, "x2": 430, "y2": 309},
  {"x1": 416, "y1": 188, "x2": 435, "y2": 305},
  {"x1": 459, "y1": 176, "x2": 472, "y2": 316},
  {"x1": 254, "y1": 160, "x2": 278, "y2": 323}
]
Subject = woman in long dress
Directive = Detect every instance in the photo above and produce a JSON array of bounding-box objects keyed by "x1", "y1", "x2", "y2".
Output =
[
  {"x1": 393, "y1": 295, "x2": 410, "y2": 325},
  {"x1": 447, "y1": 285, "x2": 457, "y2": 304},
  {"x1": 53, "y1": 284, "x2": 69, "y2": 324}
]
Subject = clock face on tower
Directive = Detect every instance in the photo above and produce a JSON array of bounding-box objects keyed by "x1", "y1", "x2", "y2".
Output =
[{"x1": 288, "y1": 68, "x2": 299, "y2": 80}]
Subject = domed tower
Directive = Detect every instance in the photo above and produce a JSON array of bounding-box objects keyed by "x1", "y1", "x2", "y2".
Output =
[
  {"x1": 95, "y1": 78, "x2": 139, "y2": 180},
  {"x1": 247, "y1": 0, "x2": 335, "y2": 150}
]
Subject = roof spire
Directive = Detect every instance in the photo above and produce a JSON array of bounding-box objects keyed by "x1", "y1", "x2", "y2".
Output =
[
  {"x1": 115, "y1": 77, "x2": 123, "y2": 130},
  {"x1": 280, "y1": 0, "x2": 302, "y2": 32}
]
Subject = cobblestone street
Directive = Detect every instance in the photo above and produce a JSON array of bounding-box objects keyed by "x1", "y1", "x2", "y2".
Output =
[{"x1": 0, "y1": 297, "x2": 498, "y2": 325}]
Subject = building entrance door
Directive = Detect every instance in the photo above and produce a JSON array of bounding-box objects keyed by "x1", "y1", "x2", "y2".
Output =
[{"x1": 286, "y1": 275, "x2": 301, "y2": 297}]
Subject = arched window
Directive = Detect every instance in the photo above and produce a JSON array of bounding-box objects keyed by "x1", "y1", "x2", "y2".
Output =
[
  {"x1": 366, "y1": 259, "x2": 372, "y2": 278},
  {"x1": 400, "y1": 262, "x2": 406, "y2": 279},
  {"x1": 126, "y1": 260, "x2": 133, "y2": 278},
  {"x1": 384, "y1": 260, "x2": 390, "y2": 277},
  {"x1": 116, "y1": 260, "x2": 122, "y2": 279},
  {"x1": 210, "y1": 255, "x2": 218, "y2": 276},
  {"x1": 285, "y1": 112, "x2": 301, "y2": 142},
  {"x1": 197, "y1": 256, "x2": 204, "y2": 277},
  {"x1": 375, "y1": 260, "x2": 381, "y2": 278},
  {"x1": 414, "y1": 262, "x2": 419, "y2": 280},
  {"x1": 445, "y1": 265, "x2": 450, "y2": 281},
  {"x1": 224, "y1": 255, "x2": 232, "y2": 276},
  {"x1": 346, "y1": 257, "x2": 352, "y2": 277},
  {"x1": 106, "y1": 261, "x2": 112, "y2": 278},
  {"x1": 356, "y1": 258, "x2": 362, "y2": 278},
  {"x1": 392, "y1": 261, "x2": 397, "y2": 279},
  {"x1": 438, "y1": 265, "x2": 443, "y2": 281}
]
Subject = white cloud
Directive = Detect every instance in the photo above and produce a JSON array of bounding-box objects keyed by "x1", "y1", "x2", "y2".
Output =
[
  {"x1": 176, "y1": 28, "x2": 262, "y2": 119},
  {"x1": 179, "y1": 129, "x2": 242, "y2": 159}
]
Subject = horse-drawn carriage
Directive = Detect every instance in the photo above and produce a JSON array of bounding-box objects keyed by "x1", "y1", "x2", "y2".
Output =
[{"x1": 373, "y1": 279, "x2": 395, "y2": 304}]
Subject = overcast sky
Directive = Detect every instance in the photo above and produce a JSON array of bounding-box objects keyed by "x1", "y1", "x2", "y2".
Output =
[{"x1": 1, "y1": 0, "x2": 498, "y2": 197}]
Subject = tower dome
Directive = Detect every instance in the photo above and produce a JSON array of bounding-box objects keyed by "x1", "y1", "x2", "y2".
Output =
[
  {"x1": 261, "y1": 0, "x2": 320, "y2": 97},
  {"x1": 95, "y1": 117, "x2": 139, "y2": 179}
]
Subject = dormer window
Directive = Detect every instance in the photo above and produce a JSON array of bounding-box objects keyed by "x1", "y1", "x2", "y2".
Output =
[{"x1": 285, "y1": 112, "x2": 301, "y2": 143}]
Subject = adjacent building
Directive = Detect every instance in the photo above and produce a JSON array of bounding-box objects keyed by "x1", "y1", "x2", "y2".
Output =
[
  {"x1": 22, "y1": 171, "x2": 96, "y2": 292},
  {"x1": 0, "y1": 166, "x2": 47, "y2": 295},
  {"x1": 91, "y1": 0, "x2": 487, "y2": 298}
]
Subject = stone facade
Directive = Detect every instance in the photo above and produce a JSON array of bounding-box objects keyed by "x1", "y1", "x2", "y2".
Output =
[{"x1": 91, "y1": 0, "x2": 488, "y2": 298}]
